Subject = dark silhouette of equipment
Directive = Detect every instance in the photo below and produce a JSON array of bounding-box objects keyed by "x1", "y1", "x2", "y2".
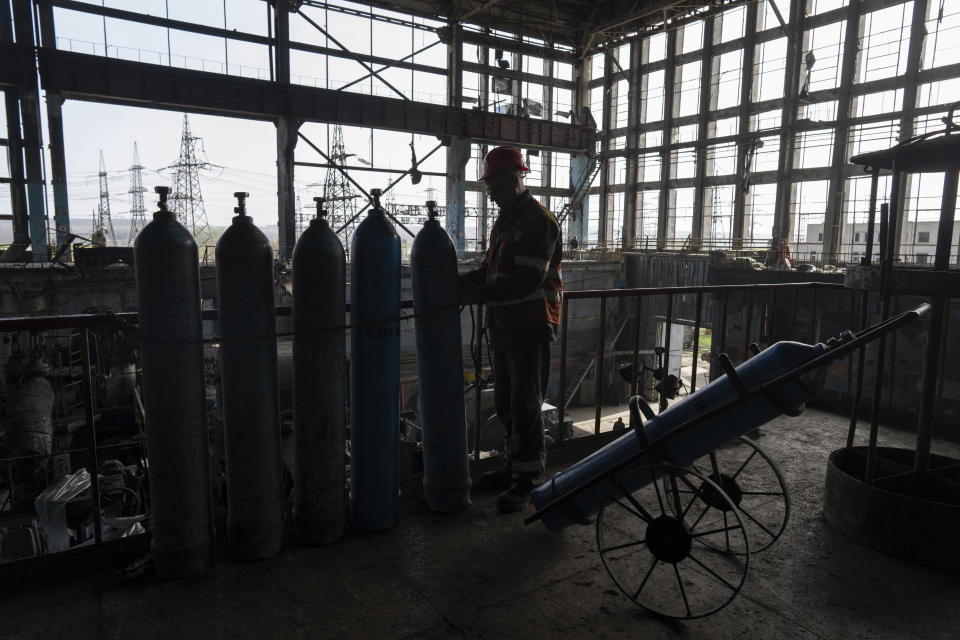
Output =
[{"x1": 618, "y1": 346, "x2": 687, "y2": 400}]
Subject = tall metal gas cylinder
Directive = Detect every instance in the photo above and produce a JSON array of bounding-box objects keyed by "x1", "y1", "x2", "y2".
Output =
[
  {"x1": 350, "y1": 188, "x2": 401, "y2": 530},
  {"x1": 133, "y1": 186, "x2": 213, "y2": 578},
  {"x1": 292, "y1": 197, "x2": 347, "y2": 543},
  {"x1": 411, "y1": 201, "x2": 471, "y2": 512},
  {"x1": 215, "y1": 192, "x2": 285, "y2": 560}
]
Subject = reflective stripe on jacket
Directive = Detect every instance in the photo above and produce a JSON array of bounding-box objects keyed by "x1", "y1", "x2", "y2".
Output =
[{"x1": 485, "y1": 195, "x2": 563, "y2": 328}]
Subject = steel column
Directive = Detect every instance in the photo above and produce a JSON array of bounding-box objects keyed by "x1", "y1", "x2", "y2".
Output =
[
  {"x1": 732, "y1": 1, "x2": 758, "y2": 249},
  {"x1": 12, "y1": 0, "x2": 48, "y2": 261},
  {"x1": 445, "y1": 138, "x2": 470, "y2": 256},
  {"x1": 772, "y1": 0, "x2": 807, "y2": 246},
  {"x1": 691, "y1": 16, "x2": 715, "y2": 250},
  {"x1": 276, "y1": 116, "x2": 299, "y2": 260},
  {"x1": 891, "y1": 0, "x2": 930, "y2": 258},
  {"x1": 657, "y1": 28, "x2": 678, "y2": 251},
  {"x1": 37, "y1": 1, "x2": 71, "y2": 255},
  {"x1": 822, "y1": 0, "x2": 865, "y2": 264}
]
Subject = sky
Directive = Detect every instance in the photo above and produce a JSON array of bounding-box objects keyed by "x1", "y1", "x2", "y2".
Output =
[{"x1": 4, "y1": 0, "x2": 452, "y2": 238}]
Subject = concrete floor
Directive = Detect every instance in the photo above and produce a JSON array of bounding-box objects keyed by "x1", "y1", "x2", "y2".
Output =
[{"x1": 3, "y1": 408, "x2": 959, "y2": 639}]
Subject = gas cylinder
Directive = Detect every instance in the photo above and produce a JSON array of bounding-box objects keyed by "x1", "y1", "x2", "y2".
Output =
[
  {"x1": 133, "y1": 186, "x2": 213, "y2": 577},
  {"x1": 411, "y1": 201, "x2": 471, "y2": 512},
  {"x1": 349, "y1": 188, "x2": 401, "y2": 530},
  {"x1": 292, "y1": 197, "x2": 347, "y2": 543},
  {"x1": 531, "y1": 339, "x2": 829, "y2": 531},
  {"x1": 215, "y1": 192, "x2": 285, "y2": 560}
]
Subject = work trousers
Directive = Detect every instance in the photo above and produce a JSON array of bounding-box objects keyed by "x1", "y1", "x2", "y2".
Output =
[{"x1": 492, "y1": 338, "x2": 550, "y2": 480}]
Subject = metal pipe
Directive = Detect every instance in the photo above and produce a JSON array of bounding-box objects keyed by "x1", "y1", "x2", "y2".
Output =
[
  {"x1": 887, "y1": 295, "x2": 899, "y2": 411},
  {"x1": 915, "y1": 170, "x2": 957, "y2": 474},
  {"x1": 558, "y1": 297, "x2": 569, "y2": 438},
  {"x1": 689, "y1": 292, "x2": 702, "y2": 393},
  {"x1": 630, "y1": 295, "x2": 641, "y2": 396},
  {"x1": 810, "y1": 287, "x2": 818, "y2": 342},
  {"x1": 768, "y1": 289, "x2": 778, "y2": 341},
  {"x1": 845, "y1": 290, "x2": 871, "y2": 448},
  {"x1": 80, "y1": 328, "x2": 102, "y2": 545},
  {"x1": 866, "y1": 194, "x2": 897, "y2": 484},
  {"x1": 790, "y1": 288, "x2": 799, "y2": 339},
  {"x1": 660, "y1": 293, "x2": 673, "y2": 412},
  {"x1": 595, "y1": 297, "x2": 606, "y2": 434},
  {"x1": 719, "y1": 290, "x2": 729, "y2": 360},
  {"x1": 473, "y1": 303, "x2": 483, "y2": 462},
  {"x1": 914, "y1": 296, "x2": 945, "y2": 476},
  {"x1": 864, "y1": 169, "x2": 879, "y2": 265}
]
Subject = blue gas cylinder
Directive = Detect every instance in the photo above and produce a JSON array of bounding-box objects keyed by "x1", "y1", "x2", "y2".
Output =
[
  {"x1": 531, "y1": 340, "x2": 828, "y2": 531},
  {"x1": 349, "y1": 189, "x2": 401, "y2": 530},
  {"x1": 215, "y1": 192, "x2": 285, "y2": 559},
  {"x1": 411, "y1": 201, "x2": 471, "y2": 512}
]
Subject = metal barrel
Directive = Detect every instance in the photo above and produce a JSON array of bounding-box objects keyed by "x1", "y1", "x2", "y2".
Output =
[
  {"x1": 133, "y1": 186, "x2": 213, "y2": 577},
  {"x1": 349, "y1": 189, "x2": 401, "y2": 530},
  {"x1": 531, "y1": 340, "x2": 827, "y2": 531},
  {"x1": 215, "y1": 193, "x2": 285, "y2": 560},
  {"x1": 7, "y1": 375, "x2": 54, "y2": 455},
  {"x1": 411, "y1": 201, "x2": 471, "y2": 512},
  {"x1": 292, "y1": 197, "x2": 347, "y2": 543}
]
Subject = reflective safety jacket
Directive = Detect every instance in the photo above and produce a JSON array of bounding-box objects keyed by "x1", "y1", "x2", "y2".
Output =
[{"x1": 483, "y1": 191, "x2": 563, "y2": 329}]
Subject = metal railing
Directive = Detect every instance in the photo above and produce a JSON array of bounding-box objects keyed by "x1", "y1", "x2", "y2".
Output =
[{"x1": 552, "y1": 281, "x2": 849, "y2": 439}]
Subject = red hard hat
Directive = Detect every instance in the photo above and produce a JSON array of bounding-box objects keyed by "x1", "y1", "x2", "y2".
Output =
[{"x1": 480, "y1": 146, "x2": 528, "y2": 182}]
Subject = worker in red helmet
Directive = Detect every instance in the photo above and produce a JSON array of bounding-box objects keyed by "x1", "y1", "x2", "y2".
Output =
[{"x1": 458, "y1": 146, "x2": 563, "y2": 513}]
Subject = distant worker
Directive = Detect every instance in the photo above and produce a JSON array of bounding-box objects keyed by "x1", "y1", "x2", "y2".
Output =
[
  {"x1": 569, "y1": 235, "x2": 579, "y2": 260},
  {"x1": 458, "y1": 146, "x2": 563, "y2": 513},
  {"x1": 612, "y1": 417, "x2": 625, "y2": 432}
]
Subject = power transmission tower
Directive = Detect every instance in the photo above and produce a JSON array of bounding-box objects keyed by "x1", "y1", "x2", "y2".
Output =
[
  {"x1": 127, "y1": 142, "x2": 148, "y2": 245},
  {"x1": 169, "y1": 114, "x2": 213, "y2": 248},
  {"x1": 94, "y1": 151, "x2": 116, "y2": 246},
  {"x1": 323, "y1": 125, "x2": 360, "y2": 257}
]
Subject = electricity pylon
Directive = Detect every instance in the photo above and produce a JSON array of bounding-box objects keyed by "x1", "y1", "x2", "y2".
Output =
[
  {"x1": 323, "y1": 125, "x2": 360, "y2": 258},
  {"x1": 94, "y1": 151, "x2": 116, "y2": 246},
  {"x1": 127, "y1": 142, "x2": 148, "y2": 245},
  {"x1": 169, "y1": 115, "x2": 213, "y2": 248}
]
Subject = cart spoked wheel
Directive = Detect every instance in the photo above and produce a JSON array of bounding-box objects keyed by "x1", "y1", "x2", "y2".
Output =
[
  {"x1": 596, "y1": 464, "x2": 750, "y2": 619},
  {"x1": 680, "y1": 436, "x2": 790, "y2": 554}
]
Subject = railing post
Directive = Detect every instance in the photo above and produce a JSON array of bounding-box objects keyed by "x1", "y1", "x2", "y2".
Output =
[
  {"x1": 630, "y1": 295, "x2": 641, "y2": 396},
  {"x1": 689, "y1": 292, "x2": 703, "y2": 393},
  {"x1": 558, "y1": 298, "x2": 569, "y2": 442},
  {"x1": 660, "y1": 293, "x2": 674, "y2": 412},
  {"x1": 594, "y1": 296, "x2": 606, "y2": 435},
  {"x1": 80, "y1": 328, "x2": 103, "y2": 545},
  {"x1": 473, "y1": 303, "x2": 483, "y2": 463}
]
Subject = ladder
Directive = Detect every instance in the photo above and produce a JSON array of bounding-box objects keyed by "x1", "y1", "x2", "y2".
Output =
[{"x1": 560, "y1": 314, "x2": 629, "y2": 409}]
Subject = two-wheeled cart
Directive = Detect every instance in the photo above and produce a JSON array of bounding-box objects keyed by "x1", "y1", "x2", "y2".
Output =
[{"x1": 525, "y1": 304, "x2": 929, "y2": 619}]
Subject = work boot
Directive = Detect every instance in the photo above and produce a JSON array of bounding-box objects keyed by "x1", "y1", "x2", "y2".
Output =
[
  {"x1": 496, "y1": 475, "x2": 535, "y2": 513},
  {"x1": 474, "y1": 461, "x2": 513, "y2": 491}
]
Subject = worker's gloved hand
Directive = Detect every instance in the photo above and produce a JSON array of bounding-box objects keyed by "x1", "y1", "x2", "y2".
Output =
[{"x1": 457, "y1": 280, "x2": 484, "y2": 305}]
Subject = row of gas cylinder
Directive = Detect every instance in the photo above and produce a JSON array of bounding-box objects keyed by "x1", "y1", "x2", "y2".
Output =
[{"x1": 133, "y1": 186, "x2": 469, "y2": 578}]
